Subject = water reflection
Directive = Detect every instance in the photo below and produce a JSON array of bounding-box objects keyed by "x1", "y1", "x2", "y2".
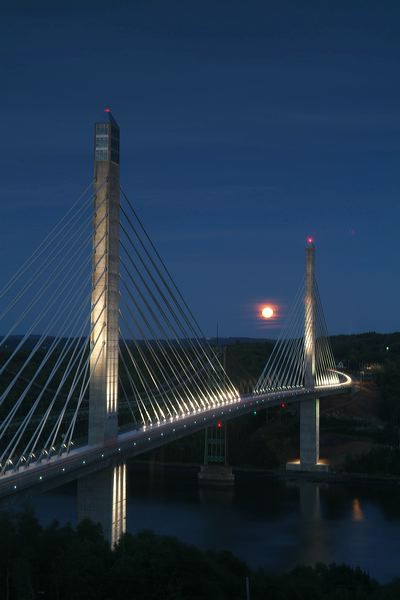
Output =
[
  {"x1": 198, "y1": 486, "x2": 234, "y2": 506},
  {"x1": 77, "y1": 462, "x2": 126, "y2": 546},
  {"x1": 299, "y1": 482, "x2": 321, "y2": 521},
  {"x1": 19, "y1": 464, "x2": 400, "y2": 582},
  {"x1": 296, "y1": 483, "x2": 331, "y2": 566},
  {"x1": 352, "y1": 498, "x2": 364, "y2": 522}
]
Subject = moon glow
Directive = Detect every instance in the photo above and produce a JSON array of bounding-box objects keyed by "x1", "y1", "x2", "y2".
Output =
[{"x1": 261, "y1": 306, "x2": 274, "y2": 319}]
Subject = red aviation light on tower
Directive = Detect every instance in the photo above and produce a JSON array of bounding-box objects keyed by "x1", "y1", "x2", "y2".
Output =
[
  {"x1": 307, "y1": 236, "x2": 314, "y2": 245},
  {"x1": 104, "y1": 107, "x2": 111, "y2": 113}
]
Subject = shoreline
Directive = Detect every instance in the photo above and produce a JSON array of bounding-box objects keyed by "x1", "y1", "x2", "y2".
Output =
[{"x1": 129, "y1": 458, "x2": 400, "y2": 486}]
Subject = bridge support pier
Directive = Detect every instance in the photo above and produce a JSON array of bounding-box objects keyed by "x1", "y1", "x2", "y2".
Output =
[
  {"x1": 300, "y1": 397, "x2": 319, "y2": 466},
  {"x1": 287, "y1": 398, "x2": 327, "y2": 472},
  {"x1": 198, "y1": 422, "x2": 235, "y2": 487},
  {"x1": 199, "y1": 347, "x2": 235, "y2": 487},
  {"x1": 287, "y1": 239, "x2": 328, "y2": 473},
  {"x1": 77, "y1": 462, "x2": 126, "y2": 546}
]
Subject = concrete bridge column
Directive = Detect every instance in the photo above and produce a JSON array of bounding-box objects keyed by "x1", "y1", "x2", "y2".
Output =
[
  {"x1": 89, "y1": 112, "x2": 120, "y2": 446},
  {"x1": 299, "y1": 398, "x2": 319, "y2": 465}
]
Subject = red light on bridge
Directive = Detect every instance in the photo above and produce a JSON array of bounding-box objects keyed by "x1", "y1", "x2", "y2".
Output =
[
  {"x1": 280, "y1": 402, "x2": 287, "y2": 409},
  {"x1": 217, "y1": 420, "x2": 223, "y2": 429}
]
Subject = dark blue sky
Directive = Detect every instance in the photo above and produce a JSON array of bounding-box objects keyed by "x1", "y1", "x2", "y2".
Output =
[{"x1": 1, "y1": 1, "x2": 399, "y2": 337}]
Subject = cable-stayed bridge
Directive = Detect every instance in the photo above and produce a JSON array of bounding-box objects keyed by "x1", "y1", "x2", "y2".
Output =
[{"x1": 0, "y1": 112, "x2": 352, "y2": 541}]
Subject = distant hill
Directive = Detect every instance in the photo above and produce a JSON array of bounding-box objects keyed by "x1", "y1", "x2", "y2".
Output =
[
  {"x1": 210, "y1": 332, "x2": 400, "y2": 382},
  {"x1": 2, "y1": 332, "x2": 399, "y2": 376},
  {"x1": 331, "y1": 332, "x2": 400, "y2": 368}
]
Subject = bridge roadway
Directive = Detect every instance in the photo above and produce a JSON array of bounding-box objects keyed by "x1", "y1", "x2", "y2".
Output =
[{"x1": 0, "y1": 375, "x2": 352, "y2": 502}]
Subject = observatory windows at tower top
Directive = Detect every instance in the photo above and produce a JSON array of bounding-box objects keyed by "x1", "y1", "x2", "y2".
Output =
[{"x1": 94, "y1": 122, "x2": 119, "y2": 164}]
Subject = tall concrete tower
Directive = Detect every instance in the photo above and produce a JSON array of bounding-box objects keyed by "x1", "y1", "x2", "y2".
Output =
[
  {"x1": 304, "y1": 238, "x2": 316, "y2": 389},
  {"x1": 88, "y1": 110, "x2": 120, "y2": 446},
  {"x1": 300, "y1": 237, "x2": 319, "y2": 466}
]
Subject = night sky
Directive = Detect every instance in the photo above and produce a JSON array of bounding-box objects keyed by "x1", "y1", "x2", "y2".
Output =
[{"x1": 1, "y1": 1, "x2": 399, "y2": 338}]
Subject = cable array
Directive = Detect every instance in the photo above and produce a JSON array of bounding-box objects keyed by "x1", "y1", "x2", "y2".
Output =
[
  {"x1": 0, "y1": 178, "x2": 240, "y2": 475},
  {"x1": 254, "y1": 278, "x2": 339, "y2": 394},
  {"x1": 0, "y1": 180, "x2": 107, "y2": 473},
  {"x1": 118, "y1": 187, "x2": 239, "y2": 427}
]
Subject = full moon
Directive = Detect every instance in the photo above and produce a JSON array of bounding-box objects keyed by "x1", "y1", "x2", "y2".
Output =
[{"x1": 261, "y1": 306, "x2": 274, "y2": 319}]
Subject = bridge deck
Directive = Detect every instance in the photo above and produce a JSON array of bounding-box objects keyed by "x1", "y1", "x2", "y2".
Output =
[{"x1": 0, "y1": 380, "x2": 352, "y2": 501}]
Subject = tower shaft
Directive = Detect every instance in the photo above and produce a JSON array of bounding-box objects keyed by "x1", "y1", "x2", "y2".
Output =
[
  {"x1": 300, "y1": 239, "x2": 319, "y2": 465},
  {"x1": 88, "y1": 115, "x2": 120, "y2": 446},
  {"x1": 304, "y1": 242, "x2": 316, "y2": 388}
]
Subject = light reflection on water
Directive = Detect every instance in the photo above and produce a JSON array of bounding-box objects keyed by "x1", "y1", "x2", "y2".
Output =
[
  {"x1": 352, "y1": 498, "x2": 364, "y2": 522},
  {"x1": 15, "y1": 463, "x2": 400, "y2": 583}
]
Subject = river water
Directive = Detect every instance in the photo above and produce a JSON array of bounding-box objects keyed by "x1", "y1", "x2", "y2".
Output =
[{"x1": 17, "y1": 463, "x2": 400, "y2": 583}]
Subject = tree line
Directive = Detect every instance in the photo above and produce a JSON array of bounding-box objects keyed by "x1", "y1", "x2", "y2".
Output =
[{"x1": 1, "y1": 510, "x2": 400, "y2": 599}]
